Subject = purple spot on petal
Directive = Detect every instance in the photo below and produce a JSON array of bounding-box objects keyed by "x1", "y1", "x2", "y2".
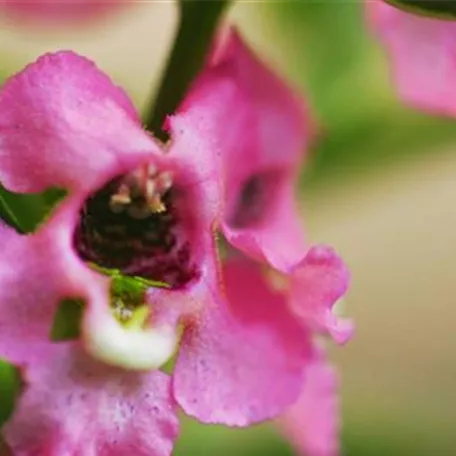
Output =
[{"x1": 230, "y1": 170, "x2": 282, "y2": 228}]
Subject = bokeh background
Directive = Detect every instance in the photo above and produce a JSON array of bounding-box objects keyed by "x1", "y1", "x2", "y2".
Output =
[{"x1": 0, "y1": 1, "x2": 455, "y2": 455}]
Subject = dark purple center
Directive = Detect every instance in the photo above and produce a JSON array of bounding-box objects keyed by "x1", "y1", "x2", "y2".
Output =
[
  {"x1": 74, "y1": 174, "x2": 199, "y2": 288},
  {"x1": 230, "y1": 173, "x2": 273, "y2": 228}
]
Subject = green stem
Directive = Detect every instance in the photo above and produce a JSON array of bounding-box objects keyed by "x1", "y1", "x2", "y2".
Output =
[{"x1": 143, "y1": 0, "x2": 230, "y2": 140}]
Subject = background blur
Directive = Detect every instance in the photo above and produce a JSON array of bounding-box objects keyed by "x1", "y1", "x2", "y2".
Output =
[{"x1": 0, "y1": 1, "x2": 455, "y2": 455}]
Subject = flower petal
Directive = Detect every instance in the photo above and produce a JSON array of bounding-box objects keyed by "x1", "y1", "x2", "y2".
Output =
[
  {"x1": 367, "y1": 0, "x2": 456, "y2": 116},
  {"x1": 0, "y1": 51, "x2": 159, "y2": 193},
  {"x1": 0, "y1": 195, "x2": 113, "y2": 366},
  {"x1": 0, "y1": 218, "x2": 78, "y2": 364},
  {"x1": 289, "y1": 246, "x2": 353, "y2": 345},
  {"x1": 278, "y1": 348, "x2": 339, "y2": 456},
  {"x1": 211, "y1": 28, "x2": 313, "y2": 170},
  {"x1": 166, "y1": 57, "x2": 242, "y2": 224},
  {"x1": 173, "y1": 257, "x2": 312, "y2": 426},
  {"x1": 4, "y1": 343, "x2": 179, "y2": 456},
  {"x1": 223, "y1": 179, "x2": 306, "y2": 273},
  {"x1": 210, "y1": 29, "x2": 313, "y2": 271}
]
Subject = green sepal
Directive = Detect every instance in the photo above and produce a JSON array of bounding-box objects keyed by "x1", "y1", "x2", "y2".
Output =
[
  {"x1": 385, "y1": 0, "x2": 456, "y2": 20},
  {"x1": 88, "y1": 263, "x2": 169, "y2": 299}
]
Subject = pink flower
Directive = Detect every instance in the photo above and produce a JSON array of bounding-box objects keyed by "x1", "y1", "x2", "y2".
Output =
[
  {"x1": 222, "y1": 249, "x2": 350, "y2": 456},
  {"x1": 367, "y1": 0, "x2": 456, "y2": 116},
  {"x1": 206, "y1": 29, "x2": 316, "y2": 273},
  {"x1": 0, "y1": 48, "x2": 225, "y2": 454},
  {"x1": 271, "y1": 249, "x2": 351, "y2": 456},
  {"x1": 205, "y1": 31, "x2": 353, "y2": 454},
  {"x1": 0, "y1": 0, "x2": 128, "y2": 25},
  {"x1": 278, "y1": 347, "x2": 340, "y2": 456},
  {"x1": 289, "y1": 246, "x2": 353, "y2": 345},
  {"x1": 0, "y1": 41, "x2": 316, "y2": 454}
]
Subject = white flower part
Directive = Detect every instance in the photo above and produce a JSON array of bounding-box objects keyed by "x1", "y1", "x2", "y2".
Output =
[{"x1": 84, "y1": 311, "x2": 179, "y2": 371}]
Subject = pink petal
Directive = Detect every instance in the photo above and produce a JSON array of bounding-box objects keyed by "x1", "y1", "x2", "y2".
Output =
[
  {"x1": 0, "y1": 196, "x2": 113, "y2": 366},
  {"x1": 167, "y1": 55, "x2": 242, "y2": 223},
  {"x1": 223, "y1": 180, "x2": 306, "y2": 273},
  {"x1": 210, "y1": 29, "x2": 314, "y2": 272},
  {"x1": 0, "y1": 51, "x2": 160, "y2": 193},
  {"x1": 173, "y1": 257, "x2": 312, "y2": 426},
  {"x1": 289, "y1": 246, "x2": 353, "y2": 345},
  {"x1": 367, "y1": 0, "x2": 456, "y2": 116},
  {"x1": 0, "y1": 225, "x2": 54, "y2": 365},
  {"x1": 278, "y1": 348, "x2": 340, "y2": 456},
  {"x1": 0, "y1": 219, "x2": 75, "y2": 364},
  {"x1": 211, "y1": 28, "x2": 313, "y2": 169},
  {"x1": 4, "y1": 343, "x2": 179, "y2": 456},
  {"x1": 1, "y1": 0, "x2": 127, "y2": 24}
]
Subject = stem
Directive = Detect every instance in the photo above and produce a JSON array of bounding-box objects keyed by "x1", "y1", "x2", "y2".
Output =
[{"x1": 143, "y1": 0, "x2": 230, "y2": 140}]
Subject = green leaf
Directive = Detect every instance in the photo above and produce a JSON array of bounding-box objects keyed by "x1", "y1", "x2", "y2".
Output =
[
  {"x1": 0, "y1": 188, "x2": 22, "y2": 232},
  {"x1": 0, "y1": 359, "x2": 21, "y2": 426},
  {"x1": 385, "y1": 0, "x2": 456, "y2": 20},
  {"x1": 0, "y1": 184, "x2": 66, "y2": 234},
  {"x1": 50, "y1": 298, "x2": 84, "y2": 341}
]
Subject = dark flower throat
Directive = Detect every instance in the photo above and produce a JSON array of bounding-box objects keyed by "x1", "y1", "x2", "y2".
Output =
[{"x1": 74, "y1": 170, "x2": 198, "y2": 289}]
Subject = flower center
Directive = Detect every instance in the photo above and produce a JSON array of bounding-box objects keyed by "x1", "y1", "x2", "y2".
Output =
[{"x1": 74, "y1": 165, "x2": 199, "y2": 288}]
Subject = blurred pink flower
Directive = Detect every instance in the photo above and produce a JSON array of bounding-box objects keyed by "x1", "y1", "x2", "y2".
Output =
[
  {"x1": 0, "y1": 37, "x2": 320, "y2": 453},
  {"x1": 367, "y1": 0, "x2": 456, "y2": 116},
  {"x1": 278, "y1": 347, "x2": 340, "y2": 456},
  {"x1": 207, "y1": 30, "x2": 353, "y2": 455},
  {"x1": 289, "y1": 245, "x2": 353, "y2": 345},
  {"x1": 0, "y1": 0, "x2": 128, "y2": 25},
  {"x1": 279, "y1": 247, "x2": 351, "y2": 456},
  {"x1": 206, "y1": 29, "x2": 316, "y2": 274},
  {"x1": 223, "y1": 249, "x2": 350, "y2": 456}
]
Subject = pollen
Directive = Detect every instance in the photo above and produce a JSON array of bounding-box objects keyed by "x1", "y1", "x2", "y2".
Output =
[{"x1": 109, "y1": 166, "x2": 174, "y2": 219}]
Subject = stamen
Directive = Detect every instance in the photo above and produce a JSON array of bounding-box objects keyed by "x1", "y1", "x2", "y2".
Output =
[
  {"x1": 109, "y1": 183, "x2": 132, "y2": 213},
  {"x1": 147, "y1": 194, "x2": 166, "y2": 214},
  {"x1": 145, "y1": 179, "x2": 156, "y2": 201},
  {"x1": 156, "y1": 171, "x2": 173, "y2": 193},
  {"x1": 127, "y1": 203, "x2": 154, "y2": 220},
  {"x1": 147, "y1": 164, "x2": 157, "y2": 177},
  {"x1": 145, "y1": 171, "x2": 173, "y2": 214},
  {"x1": 108, "y1": 168, "x2": 173, "y2": 217}
]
